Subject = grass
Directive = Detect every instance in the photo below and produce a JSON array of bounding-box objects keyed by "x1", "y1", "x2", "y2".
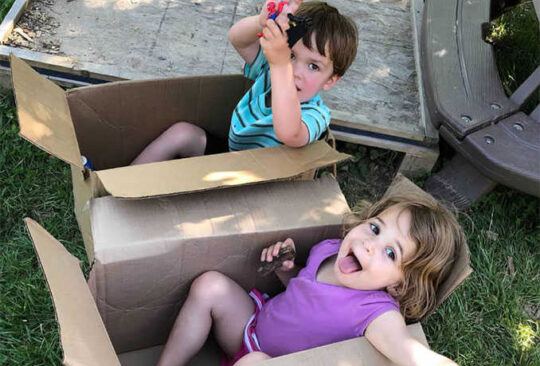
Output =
[
  {"x1": 0, "y1": 0, "x2": 14, "y2": 22},
  {"x1": 488, "y1": 0, "x2": 539, "y2": 113},
  {"x1": 0, "y1": 92, "x2": 86, "y2": 364},
  {"x1": 0, "y1": 1, "x2": 538, "y2": 365}
]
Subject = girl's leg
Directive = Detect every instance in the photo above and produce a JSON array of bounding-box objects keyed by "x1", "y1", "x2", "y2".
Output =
[
  {"x1": 233, "y1": 351, "x2": 272, "y2": 366},
  {"x1": 156, "y1": 271, "x2": 255, "y2": 366},
  {"x1": 131, "y1": 122, "x2": 207, "y2": 165}
]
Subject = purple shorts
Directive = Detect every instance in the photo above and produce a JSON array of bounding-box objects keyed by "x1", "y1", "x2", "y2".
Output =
[{"x1": 220, "y1": 289, "x2": 268, "y2": 366}]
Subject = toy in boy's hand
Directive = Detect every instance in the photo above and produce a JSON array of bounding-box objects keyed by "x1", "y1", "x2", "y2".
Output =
[
  {"x1": 285, "y1": 13, "x2": 312, "y2": 48},
  {"x1": 268, "y1": 0, "x2": 288, "y2": 20},
  {"x1": 257, "y1": 0, "x2": 312, "y2": 48},
  {"x1": 257, "y1": 246, "x2": 296, "y2": 276}
]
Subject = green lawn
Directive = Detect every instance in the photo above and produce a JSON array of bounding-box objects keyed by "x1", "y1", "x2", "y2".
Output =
[{"x1": 0, "y1": 0, "x2": 538, "y2": 365}]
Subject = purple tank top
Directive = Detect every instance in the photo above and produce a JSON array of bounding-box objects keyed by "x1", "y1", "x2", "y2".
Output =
[{"x1": 254, "y1": 239, "x2": 399, "y2": 357}]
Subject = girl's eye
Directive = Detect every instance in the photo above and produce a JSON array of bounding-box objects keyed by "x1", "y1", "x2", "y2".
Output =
[
  {"x1": 385, "y1": 247, "x2": 396, "y2": 261},
  {"x1": 369, "y1": 223, "x2": 380, "y2": 235},
  {"x1": 308, "y1": 63, "x2": 319, "y2": 71},
  {"x1": 290, "y1": 53, "x2": 295, "y2": 60}
]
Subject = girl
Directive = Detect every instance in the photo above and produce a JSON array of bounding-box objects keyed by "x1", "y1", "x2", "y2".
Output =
[{"x1": 157, "y1": 182, "x2": 465, "y2": 366}]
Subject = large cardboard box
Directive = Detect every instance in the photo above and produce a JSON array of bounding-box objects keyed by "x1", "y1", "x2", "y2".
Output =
[
  {"x1": 10, "y1": 54, "x2": 349, "y2": 263},
  {"x1": 25, "y1": 175, "x2": 472, "y2": 366}
]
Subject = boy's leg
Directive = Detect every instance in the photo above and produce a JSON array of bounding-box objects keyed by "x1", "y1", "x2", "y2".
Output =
[
  {"x1": 131, "y1": 122, "x2": 207, "y2": 165},
  {"x1": 157, "y1": 271, "x2": 255, "y2": 366}
]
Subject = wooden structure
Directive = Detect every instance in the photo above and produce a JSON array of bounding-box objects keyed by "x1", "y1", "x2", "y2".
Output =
[
  {"x1": 421, "y1": 0, "x2": 540, "y2": 209},
  {"x1": 0, "y1": 0, "x2": 440, "y2": 177}
]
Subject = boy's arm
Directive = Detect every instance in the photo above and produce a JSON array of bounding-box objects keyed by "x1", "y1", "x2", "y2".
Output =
[
  {"x1": 228, "y1": 15, "x2": 263, "y2": 65},
  {"x1": 365, "y1": 311, "x2": 458, "y2": 366},
  {"x1": 260, "y1": 14, "x2": 309, "y2": 147}
]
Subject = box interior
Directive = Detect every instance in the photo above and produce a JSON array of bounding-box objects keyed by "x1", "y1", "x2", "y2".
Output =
[{"x1": 66, "y1": 75, "x2": 253, "y2": 170}]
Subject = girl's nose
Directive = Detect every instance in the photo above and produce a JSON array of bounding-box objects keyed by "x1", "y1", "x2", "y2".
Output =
[{"x1": 364, "y1": 241, "x2": 374, "y2": 256}]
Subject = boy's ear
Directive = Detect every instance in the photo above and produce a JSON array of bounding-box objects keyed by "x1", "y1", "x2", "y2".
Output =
[{"x1": 322, "y1": 74, "x2": 340, "y2": 91}]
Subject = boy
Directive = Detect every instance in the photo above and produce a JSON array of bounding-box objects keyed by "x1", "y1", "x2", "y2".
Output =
[{"x1": 131, "y1": 1, "x2": 358, "y2": 165}]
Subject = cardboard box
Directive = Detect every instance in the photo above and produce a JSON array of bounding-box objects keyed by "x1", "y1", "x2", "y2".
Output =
[
  {"x1": 25, "y1": 175, "x2": 472, "y2": 366},
  {"x1": 10, "y1": 53, "x2": 350, "y2": 263},
  {"x1": 89, "y1": 176, "x2": 350, "y2": 353}
]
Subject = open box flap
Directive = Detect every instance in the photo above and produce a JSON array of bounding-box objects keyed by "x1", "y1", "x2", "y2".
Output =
[
  {"x1": 24, "y1": 218, "x2": 119, "y2": 365},
  {"x1": 95, "y1": 140, "x2": 350, "y2": 198},
  {"x1": 11, "y1": 54, "x2": 83, "y2": 169},
  {"x1": 259, "y1": 323, "x2": 427, "y2": 365}
]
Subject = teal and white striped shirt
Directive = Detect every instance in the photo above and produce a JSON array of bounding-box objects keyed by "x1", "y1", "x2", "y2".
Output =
[{"x1": 228, "y1": 49, "x2": 331, "y2": 151}]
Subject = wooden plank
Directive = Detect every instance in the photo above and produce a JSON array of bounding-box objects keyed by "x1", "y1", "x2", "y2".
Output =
[
  {"x1": 411, "y1": 0, "x2": 438, "y2": 144},
  {"x1": 323, "y1": 0, "x2": 424, "y2": 142},
  {"x1": 0, "y1": 0, "x2": 30, "y2": 43},
  {"x1": 398, "y1": 147, "x2": 439, "y2": 177},
  {"x1": 0, "y1": 45, "x2": 128, "y2": 86}
]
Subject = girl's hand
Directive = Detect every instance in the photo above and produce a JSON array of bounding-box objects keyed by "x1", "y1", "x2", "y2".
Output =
[{"x1": 260, "y1": 238, "x2": 296, "y2": 272}]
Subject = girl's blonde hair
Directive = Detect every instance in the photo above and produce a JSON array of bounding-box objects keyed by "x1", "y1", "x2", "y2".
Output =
[{"x1": 343, "y1": 178, "x2": 465, "y2": 322}]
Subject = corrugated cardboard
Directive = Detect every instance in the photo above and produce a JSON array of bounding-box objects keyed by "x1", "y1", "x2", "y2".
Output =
[
  {"x1": 11, "y1": 53, "x2": 350, "y2": 261},
  {"x1": 89, "y1": 176, "x2": 349, "y2": 353},
  {"x1": 26, "y1": 175, "x2": 472, "y2": 366}
]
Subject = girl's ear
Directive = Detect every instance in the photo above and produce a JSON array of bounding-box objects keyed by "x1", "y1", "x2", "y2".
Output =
[
  {"x1": 386, "y1": 283, "x2": 402, "y2": 298},
  {"x1": 322, "y1": 75, "x2": 340, "y2": 91}
]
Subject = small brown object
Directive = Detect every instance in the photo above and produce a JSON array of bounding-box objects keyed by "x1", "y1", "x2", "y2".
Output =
[{"x1": 257, "y1": 246, "x2": 296, "y2": 276}]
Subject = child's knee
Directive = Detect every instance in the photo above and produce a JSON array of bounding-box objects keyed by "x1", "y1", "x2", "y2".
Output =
[
  {"x1": 165, "y1": 122, "x2": 206, "y2": 142},
  {"x1": 189, "y1": 271, "x2": 231, "y2": 301}
]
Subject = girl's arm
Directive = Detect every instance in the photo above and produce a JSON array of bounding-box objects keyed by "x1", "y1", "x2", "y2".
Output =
[{"x1": 365, "y1": 311, "x2": 458, "y2": 366}]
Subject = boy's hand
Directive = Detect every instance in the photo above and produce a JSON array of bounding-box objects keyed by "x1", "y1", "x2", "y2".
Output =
[
  {"x1": 258, "y1": 1, "x2": 304, "y2": 66},
  {"x1": 258, "y1": 0, "x2": 302, "y2": 28},
  {"x1": 259, "y1": 14, "x2": 291, "y2": 67},
  {"x1": 259, "y1": 238, "x2": 296, "y2": 274}
]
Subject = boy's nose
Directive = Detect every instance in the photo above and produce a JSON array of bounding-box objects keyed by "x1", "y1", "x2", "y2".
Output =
[{"x1": 292, "y1": 64, "x2": 301, "y2": 79}]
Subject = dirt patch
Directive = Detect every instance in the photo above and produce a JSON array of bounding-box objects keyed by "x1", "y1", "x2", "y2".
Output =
[
  {"x1": 3, "y1": 0, "x2": 62, "y2": 55},
  {"x1": 335, "y1": 142, "x2": 402, "y2": 207}
]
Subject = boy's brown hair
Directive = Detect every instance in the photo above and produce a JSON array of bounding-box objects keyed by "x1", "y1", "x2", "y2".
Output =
[
  {"x1": 294, "y1": 1, "x2": 358, "y2": 77},
  {"x1": 343, "y1": 177, "x2": 466, "y2": 322}
]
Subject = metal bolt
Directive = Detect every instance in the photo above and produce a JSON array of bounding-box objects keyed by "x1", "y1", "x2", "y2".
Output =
[
  {"x1": 485, "y1": 136, "x2": 494, "y2": 144},
  {"x1": 490, "y1": 103, "x2": 501, "y2": 110},
  {"x1": 513, "y1": 123, "x2": 524, "y2": 131},
  {"x1": 461, "y1": 115, "x2": 472, "y2": 123}
]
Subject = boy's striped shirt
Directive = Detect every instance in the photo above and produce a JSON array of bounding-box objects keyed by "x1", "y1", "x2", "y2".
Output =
[{"x1": 228, "y1": 49, "x2": 330, "y2": 151}]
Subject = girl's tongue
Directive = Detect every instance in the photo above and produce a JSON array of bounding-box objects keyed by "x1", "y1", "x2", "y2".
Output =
[{"x1": 338, "y1": 254, "x2": 362, "y2": 274}]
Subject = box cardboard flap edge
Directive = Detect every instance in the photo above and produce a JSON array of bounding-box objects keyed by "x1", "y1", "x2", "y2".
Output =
[
  {"x1": 24, "y1": 218, "x2": 120, "y2": 365},
  {"x1": 10, "y1": 54, "x2": 83, "y2": 169},
  {"x1": 95, "y1": 141, "x2": 350, "y2": 198}
]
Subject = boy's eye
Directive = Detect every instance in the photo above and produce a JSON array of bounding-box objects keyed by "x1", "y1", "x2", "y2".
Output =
[
  {"x1": 290, "y1": 53, "x2": 295, "y2": 60},
  {"x1": 308, "y1": 63, "x2": 319, "y2": 71},
  {"x1": 385, "y1": 247, "x2": 396, "y2": 261},
  {"x1": 369, "y1": 223, "x2": 380, "y2": 235}
]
